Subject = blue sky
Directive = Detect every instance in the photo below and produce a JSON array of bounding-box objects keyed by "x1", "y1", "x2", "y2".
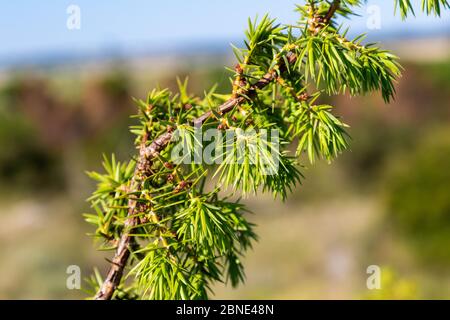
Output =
[{"x1": 0, "y1": 1, "x2": 449, "y2": 59}]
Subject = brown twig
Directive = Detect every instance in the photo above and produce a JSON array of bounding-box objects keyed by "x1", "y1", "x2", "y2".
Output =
[
  {"x1": 324, "y1": 0, "x2": 341, "y2": 23},
  {"x1": 94, "y1": 134, "x2": 170, "y2": 300}
]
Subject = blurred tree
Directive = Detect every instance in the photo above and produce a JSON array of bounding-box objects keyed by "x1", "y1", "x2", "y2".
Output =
[
  {"x1": 85, "y1": 1, "x2": 450, "y2": 300},
  {"x1": 0, "y1": 79, "x2": 65, "y2": 191},
  {"x1": 385, "y1": 128, "x2": 450, "y2": 265}
]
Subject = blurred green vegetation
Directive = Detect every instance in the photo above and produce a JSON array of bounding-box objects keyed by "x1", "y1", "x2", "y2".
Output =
[
  {"x1": 418, "y1": 60, "x2": 450, "y2": 88},
  {"x1": 0, "y1": 81, "x2": 64, "y2": 192},
  {"x1": 385, "y1": 128, "x2": 450, "y2": 265},
  {"x1": 365, "y1": 267, "x2": 420, "y2": 300}
]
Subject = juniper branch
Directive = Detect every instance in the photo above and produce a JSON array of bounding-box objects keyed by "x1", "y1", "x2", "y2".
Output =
[
  {"x1": 87, "y1": 0, "x2": 449, "y2": 300},
  {"x1": 94, "y1": 1, "x2": 326, "y2": 301},
  {"x1": 94, "y1": 50, "x2": 297, "y2": 300}
]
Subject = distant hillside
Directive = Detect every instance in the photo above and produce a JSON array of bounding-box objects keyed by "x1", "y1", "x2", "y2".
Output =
[{"x1": 1, "y1": 29, "x2": 450, "y2": 72}]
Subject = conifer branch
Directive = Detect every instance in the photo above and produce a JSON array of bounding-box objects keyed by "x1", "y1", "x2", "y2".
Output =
[
  {"x1": 94, "y1": 50, "x2": 297, "y2": 300},
  {"x1": 86, "y1": 1, "x2": 449, "y2": 300}
]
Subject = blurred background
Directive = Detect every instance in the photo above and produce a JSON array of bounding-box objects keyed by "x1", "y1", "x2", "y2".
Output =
[{"x1": 0, "y1": 1, "x2": 449, "y2": 299}]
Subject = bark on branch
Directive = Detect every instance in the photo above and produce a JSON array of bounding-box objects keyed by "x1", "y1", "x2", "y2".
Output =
[{"x1": 324, "y1": 0, "x2": 341, "y2": 23}]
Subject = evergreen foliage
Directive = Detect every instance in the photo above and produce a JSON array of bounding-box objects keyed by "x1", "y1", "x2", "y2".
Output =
[{"x1": 85, "y1": 1, "x2": 449, "y2": 299}]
